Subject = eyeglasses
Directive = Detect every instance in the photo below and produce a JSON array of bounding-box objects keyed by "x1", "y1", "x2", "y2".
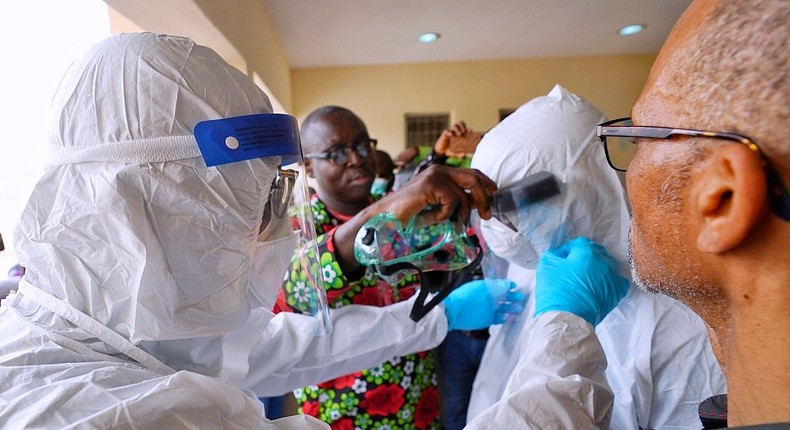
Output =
[
  {"x1": 304, "y1": 139, "x2": 377, "y2": 165},
  {"x1": 269, "y1": 168, "x2": 297, "y2": 218},
  {"x1": 596, "y1": 117, "x2": 790, "y2": 221}
]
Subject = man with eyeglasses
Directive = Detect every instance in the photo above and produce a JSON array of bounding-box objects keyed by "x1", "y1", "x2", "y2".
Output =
[
  {"x1": 465, "y1": 0, "x2": 788, "y2": 429},
  {"x1": 275, "y1": 106, "x2": 490, "y2": 429},
  {"x1": 597, "y1": 0, "x2": 789, "y2": 427}
]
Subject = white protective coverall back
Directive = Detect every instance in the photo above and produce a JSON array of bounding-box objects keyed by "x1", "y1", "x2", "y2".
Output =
[
  {"x1": 0, "y1": 33, "x2": 447, "y2": 429},
  {"x1": 465, "y1": 85, "x2": 727, "y2": 429}
]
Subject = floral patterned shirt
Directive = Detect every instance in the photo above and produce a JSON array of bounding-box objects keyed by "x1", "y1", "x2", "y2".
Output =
[{"x1": 275, "y1": 194, "x2": 441, "y2": 430}]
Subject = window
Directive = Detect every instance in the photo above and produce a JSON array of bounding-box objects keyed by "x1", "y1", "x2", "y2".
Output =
[{"x1": 405, "y1": 113, "x2": 449, "y2": 147}]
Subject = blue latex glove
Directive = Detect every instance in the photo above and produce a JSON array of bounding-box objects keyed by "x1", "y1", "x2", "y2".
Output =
[
  {"x1": 534, "y1": 237, "x2": 629, "y2": 326},
  {"x1": 443, "y1": 279, "x2": 525, "y2": 330}
]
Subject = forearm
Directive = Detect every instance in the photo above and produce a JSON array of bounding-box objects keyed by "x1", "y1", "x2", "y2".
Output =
[
  {"x1": 332, "y1": 204, "x2": 381, "y2": 275},
  {"x1": 245, "y1": 296, "x2": 448, "y2": 397}
]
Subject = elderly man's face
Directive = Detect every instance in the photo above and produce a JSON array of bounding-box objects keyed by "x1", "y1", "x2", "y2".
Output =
[{"x1": 626, "y1": 5, "x2": 713, "y2": 301}]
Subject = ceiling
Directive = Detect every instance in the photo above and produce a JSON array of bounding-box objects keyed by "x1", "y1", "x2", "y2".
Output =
[{"x1": 261, "y1": 0, "x2": 693, "y2": 69}]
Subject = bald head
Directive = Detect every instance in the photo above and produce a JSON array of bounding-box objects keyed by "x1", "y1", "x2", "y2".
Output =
[
  {"x1": 301, "y1": 106, "x2": 368, "y2": 153},
  {"x1": 634, "y1": 0, "x2": 788, "y2": 168}
]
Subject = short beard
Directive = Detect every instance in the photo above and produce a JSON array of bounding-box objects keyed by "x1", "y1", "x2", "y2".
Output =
[
  {"x1": 628, "y1": 156, "x2": 697, "y2": 299},
  {"x1": 627, "y1": 225, "x2": 683, "y2": 302},
  {"x1": 628, "y1": 237, "x2": 663, "y2": 296},
  {"x1": 627, "y1": 224, "x2": 721, "y2": 312}
]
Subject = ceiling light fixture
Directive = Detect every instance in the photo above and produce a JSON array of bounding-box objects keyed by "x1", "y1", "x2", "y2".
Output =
[
  {"x1": 418, "y1": 32, "x2": 440, "y2": 43},
  {"x1": 618, "y1": 24, "x2": 645, "y2": 36}
]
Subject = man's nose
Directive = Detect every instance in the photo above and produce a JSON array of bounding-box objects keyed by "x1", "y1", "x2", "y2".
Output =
[{"x1": 346, "y1": 147, "x2": 364, "y2": 166}]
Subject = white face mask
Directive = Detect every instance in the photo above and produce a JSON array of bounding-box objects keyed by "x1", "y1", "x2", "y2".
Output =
[
  {"x1": 370, "y1": 177, "x2": 390, "y2": 197},
  {"x1": 249, "y1": 223, "x2": 299, "y2": 310},
  {"x1": 480, "y1": 194, "x2": 567, "y2": 269},
  {"x1": 481, "y1": 217, "x2": 539, "y2": 269}
]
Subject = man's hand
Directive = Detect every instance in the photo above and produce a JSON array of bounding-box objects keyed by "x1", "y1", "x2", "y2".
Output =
[
  {"x1": 370, "y1": 164, "x2": 496, "y2": 226},
  {"x1": 333, "y1": 164, "x2": 496, "y2": 274},
  {"x1": 434, "y1": 122, "x2": 471, "y2": 156}
]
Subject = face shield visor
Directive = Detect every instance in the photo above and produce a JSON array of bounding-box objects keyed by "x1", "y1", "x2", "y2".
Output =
[
  {"x1": 482, "y1": 171, "x2": 566, "y2": 270},
  {"x1": 354, "y1": 210, "x2": 482, "y2": 322},
  {"x1": 195, "y1": 113, "x2": 332, "y2": 335}
]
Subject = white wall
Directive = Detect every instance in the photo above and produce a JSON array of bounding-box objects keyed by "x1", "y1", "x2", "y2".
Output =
[{"x1": 0, "y1": 1, "x2": 111, "y2": 272}]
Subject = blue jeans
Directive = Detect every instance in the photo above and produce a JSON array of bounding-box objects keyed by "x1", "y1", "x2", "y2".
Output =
[{"x1": 437, "y1": 329, "x2": 489, "y2": 430}]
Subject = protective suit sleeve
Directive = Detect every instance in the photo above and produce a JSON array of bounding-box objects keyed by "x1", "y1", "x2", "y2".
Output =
[
  {"x1": 464, "y1": 311, "x2": 613, "y2": 429},
  {"x1": 241, "y1": 294, "x2": 448, "y2": 397}
]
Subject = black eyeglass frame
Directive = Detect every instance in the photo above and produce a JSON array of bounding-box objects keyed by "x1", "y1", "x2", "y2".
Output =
[
  {"x1": 304, "y1": 139, "x2": 377, "y2": 165},
  {"x1": 596, "y1": 117, "x2": 790, "y2": 222}
]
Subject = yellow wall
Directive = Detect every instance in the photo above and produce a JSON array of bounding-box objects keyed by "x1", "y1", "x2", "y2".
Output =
[
  {"x1": 107, "y1": 0, "x2": 293, "y2": 112},
  {"x1": 194, "y1": 0, "x2": 292, "y2": 111},
  {"x1": 105, "y1": 1, "x2": 656, "y2": 156},
  {"x1": 292, "y1": 55, "x2": 654, "y2": 156}
]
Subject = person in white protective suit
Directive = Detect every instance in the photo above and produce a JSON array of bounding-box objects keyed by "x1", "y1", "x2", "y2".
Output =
[
  {"x1": 0, "y1": 33, "x2": 507, "y2": 429},
  {"x1": 464, "y1": 85, "x2": 727, "y2": 429}
]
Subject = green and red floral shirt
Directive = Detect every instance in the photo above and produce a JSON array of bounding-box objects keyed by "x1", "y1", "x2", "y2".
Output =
[{"x1": 275, "y1": 194, "x2": 441, "y2": 430}]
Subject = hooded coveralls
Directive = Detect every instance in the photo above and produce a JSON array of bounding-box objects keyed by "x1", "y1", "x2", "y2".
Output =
[
  {"x1": 465, "y1": 85, "x2": 727, "y2": 429},
  {"x1": 0, "y1": 33, "x2": 448, "y2": 429}
]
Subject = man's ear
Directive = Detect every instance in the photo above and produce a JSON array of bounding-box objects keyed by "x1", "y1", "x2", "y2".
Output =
[{"x1": 695, "y1": 144, "x2": 768, "y2": 253}]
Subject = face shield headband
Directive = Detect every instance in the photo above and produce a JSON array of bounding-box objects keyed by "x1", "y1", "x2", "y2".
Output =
[{"x1": 195, "y1": 113, "x2": 332, "y2": 335}]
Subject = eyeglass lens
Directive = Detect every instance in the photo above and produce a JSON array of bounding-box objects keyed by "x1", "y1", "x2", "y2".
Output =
[
  {"x1": 604, "y1": 136, "x2": 638, "y2": 171},
  {"x1": 329, "y1": 140, "x2": 373, "y2": 164}
]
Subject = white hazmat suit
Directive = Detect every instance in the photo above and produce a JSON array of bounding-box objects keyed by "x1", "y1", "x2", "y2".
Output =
[
  {"x1": 465, "y1": 85, "x2": 727, "y2": 429},
  {"x1": 0, "y1": 33, "x2": 448, "y2": 429}
]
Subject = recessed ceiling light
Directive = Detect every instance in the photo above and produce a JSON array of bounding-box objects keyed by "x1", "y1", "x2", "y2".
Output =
[
  {"x1": 618, "y1": 24, "x2": 645, "y2": 36},
  {"x1": 418, "y1": 32, "x2": 440, "y2": 43}
]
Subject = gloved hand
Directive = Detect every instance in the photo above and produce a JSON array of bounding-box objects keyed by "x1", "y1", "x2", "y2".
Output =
[
  {"x1": 534, "y1": 237, "x2": 629, "y2": 326},
  {"x1": 443, "y1": 279, "x2": 525, "y2": 331}
]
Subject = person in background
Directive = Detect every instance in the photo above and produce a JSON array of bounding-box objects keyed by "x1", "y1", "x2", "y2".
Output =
[
  {"x1": 466, "y1": 84, "x2": 725, "y2": 429},
  {"x1": 0, "y1": 264, "x2": 24, "y2": 301},
  {"x1": 392, "y1": 122, "x2": 481, "y2": 191},
  {"x1": 392, "y1": 145, "x2": 432, "y2": 191},
  {"x1": 597, "y1": 0, "x2": 789, "y2": 427},
  {"x1": 431, "y1": 121, "x2": 482, "y2": 169},
  {"x1": 0, "y1": 33, "x2": 507, "y2": 429},
  {"x1": 0, "y1": 233, "x2": 23, "y2": 301},
  {"x1": 277, "y1": 106, "x2": 496, "y2": 430},
  {"x1": 412, "y1": 122, "x2": 480, "y2": 176},
  {"x1": 370, "y1": 149, "x2": 395, "y2": 198}
]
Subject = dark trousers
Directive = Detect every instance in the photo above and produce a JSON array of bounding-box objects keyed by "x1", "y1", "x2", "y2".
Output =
[{"x1": 437, "y1": 329, "x2": 489, "y2": 430}]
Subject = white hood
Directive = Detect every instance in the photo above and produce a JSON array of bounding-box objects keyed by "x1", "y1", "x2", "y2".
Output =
[
  {"x1": 467, "y1": 86, "x2": 725, "y2": 429},
  {"x1": 472, "y1": 84, "x2": 629, "y2": 272},
  {"x1": 15, "y1": 33, "x2": 279, "y2": 343}
]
